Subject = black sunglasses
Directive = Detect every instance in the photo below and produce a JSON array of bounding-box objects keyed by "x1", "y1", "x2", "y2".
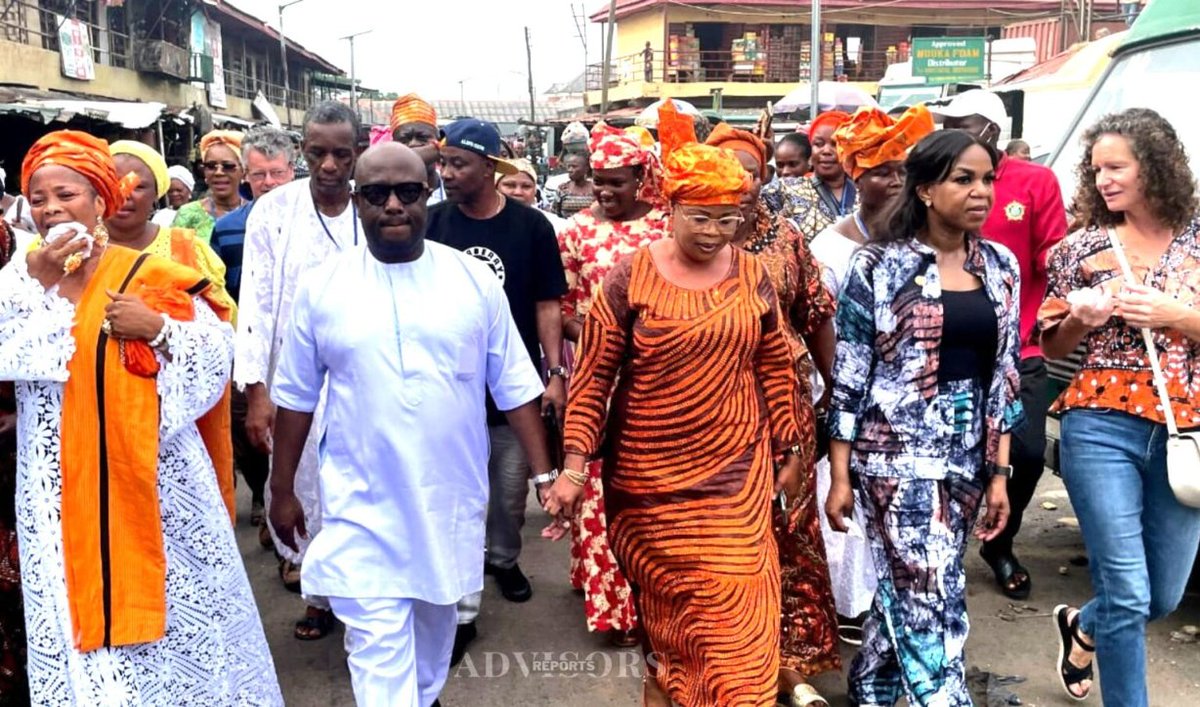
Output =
[
  {"x1": 202, "y1": 160, "x2": 239, "y2": 173},
  {"x1": 356, "y1": 182, "x2": 428, "y2": 206}
]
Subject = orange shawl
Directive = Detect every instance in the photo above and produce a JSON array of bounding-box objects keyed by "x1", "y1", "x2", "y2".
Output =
[{"x1": 62, "y1": 245, "x2": 232, "y2": 652}]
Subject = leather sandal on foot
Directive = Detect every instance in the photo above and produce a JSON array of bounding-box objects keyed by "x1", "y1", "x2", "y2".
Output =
[
  {"x1": 294, "y1": 607, "x2": 336, "y2": 641},
  {"x1": 258, "y1": 522, "x2": 274, "y2": 550},
  {"x1": 608, "y1": 628, "x2": 640, "y2": 648},
  {"x1": 981, "y1": 547, "x2": 1032, "y2": 600},
  {"x1": 279, "y1": 559, "x2": 302, "y2": 593},
  {"x1": 787, "y1": 683, "x2": 830, "y2": 707},
  {"x1": 1053, "y1": 604, "x2": 1095, "y2": 701}
]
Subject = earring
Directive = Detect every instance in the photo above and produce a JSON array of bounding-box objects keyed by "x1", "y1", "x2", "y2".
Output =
[
  {"x1": 922, "y1": 198, "x2": 931, "y2": 208},
  {"x1": 93, "y1": 221, "x2": 110, "y2": 247}
]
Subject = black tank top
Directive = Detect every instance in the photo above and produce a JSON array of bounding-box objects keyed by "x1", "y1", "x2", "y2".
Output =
[{"x1": 939, "y1": 287, "x2": 998, "y2": 384}]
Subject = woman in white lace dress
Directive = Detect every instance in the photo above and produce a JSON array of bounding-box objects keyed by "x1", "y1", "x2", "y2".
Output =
[{"x1": 0, "y1": 131, "x2": 282, "y2": 706}]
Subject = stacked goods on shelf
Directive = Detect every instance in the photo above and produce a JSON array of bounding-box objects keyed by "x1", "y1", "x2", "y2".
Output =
[
  {"x1": 668, "y1": 27, "x2": 701, "y2": 80},
  {"x1": 768, "y1": 24, "x2": 807, "y2": 82},
  {"x1": 731, "y1": 31, "x2": 766, "y2": 79}
]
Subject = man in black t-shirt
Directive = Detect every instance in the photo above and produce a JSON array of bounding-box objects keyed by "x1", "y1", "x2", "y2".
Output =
[{"x1": 425, "y1": 119, "x2": 567, "y2": 663}]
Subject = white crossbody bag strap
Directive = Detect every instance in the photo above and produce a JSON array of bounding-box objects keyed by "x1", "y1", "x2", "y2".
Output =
[{"x1": 1106, "y1": 227, "x2": 1180, "y2": 436}]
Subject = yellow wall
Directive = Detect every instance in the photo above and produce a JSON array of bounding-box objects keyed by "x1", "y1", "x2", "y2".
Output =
[
  {"x1": 0, "y1": 39, "x2": 289, "y2": 124},
  {"x1": 654, "y1": 5, "x2": 1012, "y2": 27},
  {"x1": 615, "y1": 8, "x2": 666, "y2": 58}
]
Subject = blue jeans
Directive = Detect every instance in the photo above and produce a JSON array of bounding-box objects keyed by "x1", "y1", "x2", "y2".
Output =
[{"x1": 1059, "y1": 409, "x2": 1200, "y2": 707}]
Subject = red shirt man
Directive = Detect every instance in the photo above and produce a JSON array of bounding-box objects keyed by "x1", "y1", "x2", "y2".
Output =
[{"x1": 933, "y1": 89, "x2": 1068, "y2": 601}]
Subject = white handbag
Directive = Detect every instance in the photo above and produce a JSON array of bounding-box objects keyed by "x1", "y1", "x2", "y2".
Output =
[{"x1": 1106, "y1": 228, "x2": 1200, "y2": 508}]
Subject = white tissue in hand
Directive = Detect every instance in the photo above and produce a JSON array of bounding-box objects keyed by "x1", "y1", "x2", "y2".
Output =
[
  {"x1": 1066, "y1": 288, "x2": 1101, "y2": 308},
  {"x1": 45, "y1": 222, "x2": 95, "y2": 258}
]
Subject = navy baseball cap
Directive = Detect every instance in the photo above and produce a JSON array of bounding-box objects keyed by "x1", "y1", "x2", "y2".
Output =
[{"x1": 441, "y1": 119, "x2": 518, "y2": 175}]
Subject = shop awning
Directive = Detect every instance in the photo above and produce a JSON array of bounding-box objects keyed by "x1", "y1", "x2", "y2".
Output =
[{"x1": 0, "y1": 98, "x2": 166, "y2": 128}]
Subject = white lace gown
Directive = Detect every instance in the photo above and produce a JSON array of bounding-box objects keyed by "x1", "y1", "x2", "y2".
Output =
[
  {"x1": 0, "y1": 260, "x2": 283, "y2": 706},
  {"x1": 811, "y1": 223, "x2": 878, "y2": 619},
  {"x1": 235, "y1": 179, "x2": 361, "y2": 567}
]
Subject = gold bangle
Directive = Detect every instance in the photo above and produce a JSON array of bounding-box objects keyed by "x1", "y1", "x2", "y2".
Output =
[{"x1": 563, "y1": 468, "x2": 587, "y2": 486}]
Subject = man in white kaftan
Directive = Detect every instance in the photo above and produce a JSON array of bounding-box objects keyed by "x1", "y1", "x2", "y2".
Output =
[
  {"x1": 235, "y1": 103, "x2": 363, "y2": 624},
  {"x1": 269, "y1": 143, "x2": 559, "y2": 706},
  {"x1": 0, "y1": 255, "x2": 283, "y2": 706}
]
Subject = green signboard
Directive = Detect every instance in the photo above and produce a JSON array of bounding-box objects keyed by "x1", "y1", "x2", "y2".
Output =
[{"x1": 912, "y1": 37, "x2": 987, "y2": 84}]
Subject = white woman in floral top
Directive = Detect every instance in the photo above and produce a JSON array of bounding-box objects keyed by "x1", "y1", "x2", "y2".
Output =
[
  {"x1": 1040, "y1": 108, "x2": 1200, "y2": 707},
  {"x1": 556, "y1": 123, "x2": 666, "y2": 647}
]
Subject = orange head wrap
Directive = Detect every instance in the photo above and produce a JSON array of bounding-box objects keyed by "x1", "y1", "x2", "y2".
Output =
[
  {"x1": 21, "y1": 130, "x2": 136, "y2": 220},
  {"x1": 835, "y1": 105, "x2": 936, "y2": 181},
  {"x1": 199, "y1": 130, "x2": 243, "y2": 161},
  {"x1": 390, "y1": 93, "x2": 438, "y2": 133},
  {"x1": 658, "y1": 100, "x2": 749, "y2": 207},
  {"x1": 588, "y1": 121, "x2": 664, "y2": 205},
  {"x1": 808, "y1": 110, "x2": 852, "y2": 140},
  {"x1": 705, "y1": 122, "x2": 768, "y2": 180}
]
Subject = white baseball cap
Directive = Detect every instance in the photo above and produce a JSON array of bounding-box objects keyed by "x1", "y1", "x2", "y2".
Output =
[{"x1": 930, "y1": 90, "x2": 1008, "y2": 128}]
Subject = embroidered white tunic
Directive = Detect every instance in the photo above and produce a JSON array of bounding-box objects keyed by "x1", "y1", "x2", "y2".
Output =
[
  {"x1": 0, "y1": 259, "x2": 282, "y2": 707},
  {"x1": 271, "y1": 243, "x2": 543, "y2": 603},
  {"x1": 234, "y1": 177, "x2": 363, "y2": 563}
]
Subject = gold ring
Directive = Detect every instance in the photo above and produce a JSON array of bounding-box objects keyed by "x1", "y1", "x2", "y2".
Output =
[
  {"x1": 62, "y1": 252, "x2": 84, "y2": 275},
  {"x1": 101, "y1": 319, "x2": 113, "y2": 336}
]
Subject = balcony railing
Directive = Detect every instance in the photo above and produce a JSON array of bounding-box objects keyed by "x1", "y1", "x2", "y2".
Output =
[
  {"x1": 586, "y1": 49, "x2": 905, "y2": 92},
  {"x1": 222, "y1": 65, "x2": 312, "y2": 114},
  {"x1": 1, "y1": 0, "x2": 133, "y2": 70}
]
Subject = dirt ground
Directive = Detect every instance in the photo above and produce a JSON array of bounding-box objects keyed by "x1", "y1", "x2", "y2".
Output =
[{"x1": 238, "y1": 472, "x2": 1200, "y2": 706}]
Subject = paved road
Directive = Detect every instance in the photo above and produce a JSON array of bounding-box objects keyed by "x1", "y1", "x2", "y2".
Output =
[{"x1": 236, "y1": 474, "x2": 1200, "y2": 706}]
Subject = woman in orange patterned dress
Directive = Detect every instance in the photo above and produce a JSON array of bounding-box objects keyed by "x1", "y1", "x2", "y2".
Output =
[
  {"x1": 546, "y1": 102, "x2": 812, "y2": 707},
  {"x1": 559, "y1": 122, "x2": 668, "y2": 647},
  {"x1": 707, "y1": 124, "x2": 840, "y2": 706}
]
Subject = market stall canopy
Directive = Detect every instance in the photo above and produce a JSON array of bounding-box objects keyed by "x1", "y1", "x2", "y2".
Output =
[
  {"x1": 774, "y1": 81, "x2": 878, "y2": 116},
  {"x1": 634, "y1": 98, "x2": 700, "y2": 128},
  {"x1": 0, "y1": 95, "x2": 166, "y2": 129}
]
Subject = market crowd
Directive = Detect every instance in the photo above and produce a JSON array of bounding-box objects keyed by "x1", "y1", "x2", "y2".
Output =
[{"x1": 0, "y1": 87, "x2": 1197, "y2": 707}]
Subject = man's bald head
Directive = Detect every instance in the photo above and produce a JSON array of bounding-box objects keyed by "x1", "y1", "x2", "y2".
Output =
[
  {"x1": 355, "y1": 142, "x2": 428, "y2": 184},
  {"x1": 353, "y1": 142, "x2": 432, "y2": 264}
]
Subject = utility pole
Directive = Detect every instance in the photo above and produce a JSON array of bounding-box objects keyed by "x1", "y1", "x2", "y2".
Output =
[
  {"x1": 340, "y1": 30, "x2": 371, "y2": 122},
  {"x1": 525, "y1": 27, "x2": 536, "y2": 123},
  {"x1": 278, "y1": 0, "x2": 306, "y2": 128},
  {"x1": 810, "y1": 0, "x2": 821, "y2": 123},
  {"x1": 571, "y1": 3, "x2": 589, "y2": 110},
  {"x1": 600, "y1": 0, "x2": 616, "y2": 116}
]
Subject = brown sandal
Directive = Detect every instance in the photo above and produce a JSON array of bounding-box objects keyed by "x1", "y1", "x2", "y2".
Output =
[
  {"x1": 294, "y1": 607, "x2": 336, "y2": 640},
  {"x1": 279, "y1": 559, "x2": 302, "y2": 593},
  {"x1": 608, "y1": 628, "x2": 640, "y2": 648}
]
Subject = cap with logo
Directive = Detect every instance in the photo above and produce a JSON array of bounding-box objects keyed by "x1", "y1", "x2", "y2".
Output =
[
  {"x1": 441, "y1": 119, "x2": 518, "y2": 175},
  {"x1": 929, "y1": 90, "x2": 1008, "y2": 128}
]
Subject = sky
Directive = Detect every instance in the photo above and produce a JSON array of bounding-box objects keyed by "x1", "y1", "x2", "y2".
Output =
[{"x1": 230, "y1": 0, "x2": 609, "y2": 100}]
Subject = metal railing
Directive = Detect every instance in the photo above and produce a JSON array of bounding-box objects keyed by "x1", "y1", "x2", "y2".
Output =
[
  {"x1": 0, "y1": 0, "x2": 133, "y2": 70},
  {"x1": 586, "y1": 48, "x2": 904, "y2": 91},
  {"x1": 222, "y1": 64, "x2": 312, "y2": 113}
]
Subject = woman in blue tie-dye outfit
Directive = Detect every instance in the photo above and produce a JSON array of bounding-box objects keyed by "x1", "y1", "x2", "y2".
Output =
[{"x1": 825, "y1": 130, "x2": 1024, "y2": 707}]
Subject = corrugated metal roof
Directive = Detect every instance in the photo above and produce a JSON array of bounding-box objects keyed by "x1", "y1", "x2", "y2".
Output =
[
  {"x1": 590, "y1": 0, "x2": 1121, "y2": 23},
  {"x1": 430, "y1": 101, "x2": 558, "y2": 124}
]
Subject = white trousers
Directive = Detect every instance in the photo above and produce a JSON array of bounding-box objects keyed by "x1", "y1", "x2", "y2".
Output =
[{"x1": 328, "y1": 596, "x2": 458, "y2": 707}]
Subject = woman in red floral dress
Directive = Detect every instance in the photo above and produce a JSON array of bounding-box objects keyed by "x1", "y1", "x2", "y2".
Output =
[
  {"x1": 559, "y1": 123, "x2": 667, "y2": 647},
  {"x1": 708, "y1": 124, "x2": 842, "y2": 706}
]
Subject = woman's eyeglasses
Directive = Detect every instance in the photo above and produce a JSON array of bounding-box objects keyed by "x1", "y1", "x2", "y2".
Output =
[
  {"x1": 202, "y1": 161, "x2": 240, "y2": 173},
  {"x1": 677, "y1": 212, "x2": 745, "y2": 234},
  {"x1": 356, "y1": 182, "x2": 428, "y2": 206}
]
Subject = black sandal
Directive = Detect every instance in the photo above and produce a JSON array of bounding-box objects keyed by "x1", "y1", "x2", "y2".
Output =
[
  {"x1": 981, "y1": 547, "x2": 1032, "y2": 600},
  {"x1": 294, "y1": 607, "x2": 336, "y2": 641},
  {"x1": 1053, "y1": 604, "x2": 1095, "y2": 701}
]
